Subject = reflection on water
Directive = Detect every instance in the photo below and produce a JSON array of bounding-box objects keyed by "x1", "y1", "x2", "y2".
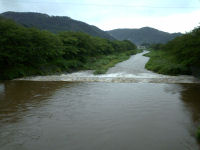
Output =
[
  {"x1": 0, "y1": 81, "x2": 200, "y2": 150},
  {"x1": 0, "y1": 81, "x2": 71, "y2": 123},
  {"x1": 181, "y1": 84, "x2": 200, "y2": 124}
]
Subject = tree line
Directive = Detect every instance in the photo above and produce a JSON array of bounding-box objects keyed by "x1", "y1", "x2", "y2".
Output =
[
  {"x1": 1, "y1": 12, "x2": 114, "y2": 40},
  {"x1": 0, "y1": 17, "x2": 136, "y2": 80},
  {"x1": 145, "y1": 26, "x2": 200, "y2": 76}
]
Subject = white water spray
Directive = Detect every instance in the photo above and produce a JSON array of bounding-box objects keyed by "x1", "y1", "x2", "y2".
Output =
[{"x1": 16, "y1": 51, "x2": 200, "y2": 83}]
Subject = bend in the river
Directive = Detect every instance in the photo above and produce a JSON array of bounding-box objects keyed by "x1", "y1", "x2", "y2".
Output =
[{"x1": 17, "y1": 51, "x2": 200, "y2": 83}]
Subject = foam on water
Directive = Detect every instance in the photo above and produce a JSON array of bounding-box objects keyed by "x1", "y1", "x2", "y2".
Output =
[
  {"x1": 0, "y1": 84, "x2": 5, "y2": 93},
  {"x1": 16, "y1": 70, "x2": 199, "y2": 83},
  {"x1": 16, "y1": 51, "x2": 200, "y2": 83}
]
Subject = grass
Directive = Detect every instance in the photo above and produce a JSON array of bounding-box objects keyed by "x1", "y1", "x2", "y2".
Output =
[
  {"x1": 4, "y1": 49, "x2": 142, "y2": 80},
  {"x1": 84, "y1": 49, "x2": 142, "y2": 74},
  {"x1": 144, "y1": 50, "x2": 190, "y2": 75}
]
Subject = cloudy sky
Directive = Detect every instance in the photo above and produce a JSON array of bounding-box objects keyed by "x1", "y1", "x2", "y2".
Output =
[{"x1": 0, "y1": 0, "x2": 200, "y2": 33}]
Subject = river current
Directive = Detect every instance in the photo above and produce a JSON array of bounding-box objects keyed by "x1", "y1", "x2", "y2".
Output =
[
  {"x1": 0, "y1": 51, "x2": 200, "y2": 150},
  {"x1": 17, "y1": 51, "x2": 199, "y2": 84}
]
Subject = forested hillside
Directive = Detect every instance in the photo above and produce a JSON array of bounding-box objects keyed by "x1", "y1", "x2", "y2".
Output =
[
  {"x1": 0, "y1": 17, "x2": 137, "y2": 80},
  {"x1": 145, "y1": 26, "x2": 200, "y2": 77},
  {"x1": 1, "y1": 11, "x2": 114, "y2": 40},
  {"x1": 107, "y1": 27, "x2": 181, "y2": 45}
]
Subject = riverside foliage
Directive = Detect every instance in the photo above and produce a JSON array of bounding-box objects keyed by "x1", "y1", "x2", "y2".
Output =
[
  {"x1": 145, "y1": 26, "x2": 200, "y2": 76},
  {"x1": 0, "y1": 17, "x2": 137, "y2": 80},
  {"x1": 197, "y1": 127, "x2": 200, "y2": 140}
]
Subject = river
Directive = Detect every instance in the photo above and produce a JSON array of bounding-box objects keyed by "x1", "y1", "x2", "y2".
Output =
[{"x1": 0, "y1": 51, "x2": 200, "y2": 150}]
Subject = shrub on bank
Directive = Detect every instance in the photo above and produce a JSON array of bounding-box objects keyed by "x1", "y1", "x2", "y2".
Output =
[
  {"x1": 144, "y1": 26, "x2": 200, "y2": 76},
  {"x1": 85, "y1": 50, "x2": 142, "y2": 75},
  {"x1": 144, "y1": 50, "x2": 191, "y2": 75},
  {"x1": 0, "y1": 17, "x2": 138, "y2": 80},
  {"x1": 197, "y1": 127, "x2": 200, "y2": 140}
]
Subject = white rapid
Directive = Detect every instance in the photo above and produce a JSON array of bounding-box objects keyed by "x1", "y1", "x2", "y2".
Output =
[{"x1": 17, "y1": 51, "x2": 200, "y2": 83}]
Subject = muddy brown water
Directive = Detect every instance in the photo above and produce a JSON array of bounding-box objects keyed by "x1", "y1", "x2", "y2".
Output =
[{"x1": 0, "y1": 51, "x2": 200, "y2": 150}]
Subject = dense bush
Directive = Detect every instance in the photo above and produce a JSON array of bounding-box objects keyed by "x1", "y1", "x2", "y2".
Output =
[
  {"x1": 0, "y1": 17, "x2": 137, "y2": 80},
  {"x1": 145, "y1": 26, "x2": 200, "y2": 76},
  {"x1": 149, "y1": 43, "x2": 164, "y2": 51},
  {"x1": 197, "y1": 127, "x2": 200, "y2": 140}
]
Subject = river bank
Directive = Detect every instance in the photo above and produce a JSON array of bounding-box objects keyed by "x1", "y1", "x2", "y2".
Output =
[
  {"x1": 144, "y1": 27, "x2": 200, "y2": 77},
  {"x1": 17, "y1": 51, "x2": 199, "y2": 84},
  {"x1": 0, "y1": 17, "x2": 137, "y2": 80},
  {"x1": 1, "y1": 50, "x2": 200, "y2": 150},
  {"x1": 83, "y1": 49, "x2": 142, "y2": 75},
  {"x1": 144, "y1": 50, "x2": 200, "y2": 78},
  {"x1": 5, "y1": 49, "x2": 141, "y2": 81}
]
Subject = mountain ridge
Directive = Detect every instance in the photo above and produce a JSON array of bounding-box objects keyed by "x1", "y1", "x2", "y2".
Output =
[
  {"x1": 1, "y1": 11, "x2": 182, "y2": 44},
  {"x1": 107, "y1": 27, "x2": 182, "y2": 45},
  {"x1": 1, "y1": 11, "x2": 115, "y2": 40}
]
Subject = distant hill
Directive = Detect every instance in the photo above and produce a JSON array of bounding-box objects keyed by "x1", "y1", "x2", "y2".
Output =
[
  {"x1": 107, "y1": 27, "x2": 182, "y2": 45},
  {"x1": 1, "y1": 11, "x2": 114, "y2": 40}
]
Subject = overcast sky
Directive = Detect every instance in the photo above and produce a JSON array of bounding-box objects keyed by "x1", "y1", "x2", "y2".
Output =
[{"x1": 1, "y1": 0, "x2": 200, "y2": 33}]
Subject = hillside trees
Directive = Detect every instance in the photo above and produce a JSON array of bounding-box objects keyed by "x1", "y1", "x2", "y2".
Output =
[
  {"x1": 0, "y1": 17, "x2": 137, "y2": 80},
  {"x1": 145, "y1": 26, "x2": 200, "y2": 76}
]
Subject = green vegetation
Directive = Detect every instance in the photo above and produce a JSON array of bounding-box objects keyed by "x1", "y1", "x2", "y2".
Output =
[
  {"x1": 1, "y1": 11, "x2": 114, "y2": 40},
  {"x1": 197, "y1": 127, "x2": 200, "y2": 140},
  {"x1": 0, "y1": 17, "x2": 138, "y2": 80},
  {"x1": 84, "y1": 49, "x2": 142, "y2": 74},
  {"x1": 144, "y1": 50, "x2": 190, "y2": 75},
  {"x1": 144, "y1": 26, "x2": 200, "y2": 76}
]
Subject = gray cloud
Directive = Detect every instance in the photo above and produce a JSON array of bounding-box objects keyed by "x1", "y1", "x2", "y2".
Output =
[
  {"x1": 0, "y1": 0, "x2": 199, "y2": 32},
  {"x1": 1, "y1": 0, "x2": 20, "y2": 7},
  {"x1": 0, "y1": 0, "x2": 22, "y2": 13}
]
